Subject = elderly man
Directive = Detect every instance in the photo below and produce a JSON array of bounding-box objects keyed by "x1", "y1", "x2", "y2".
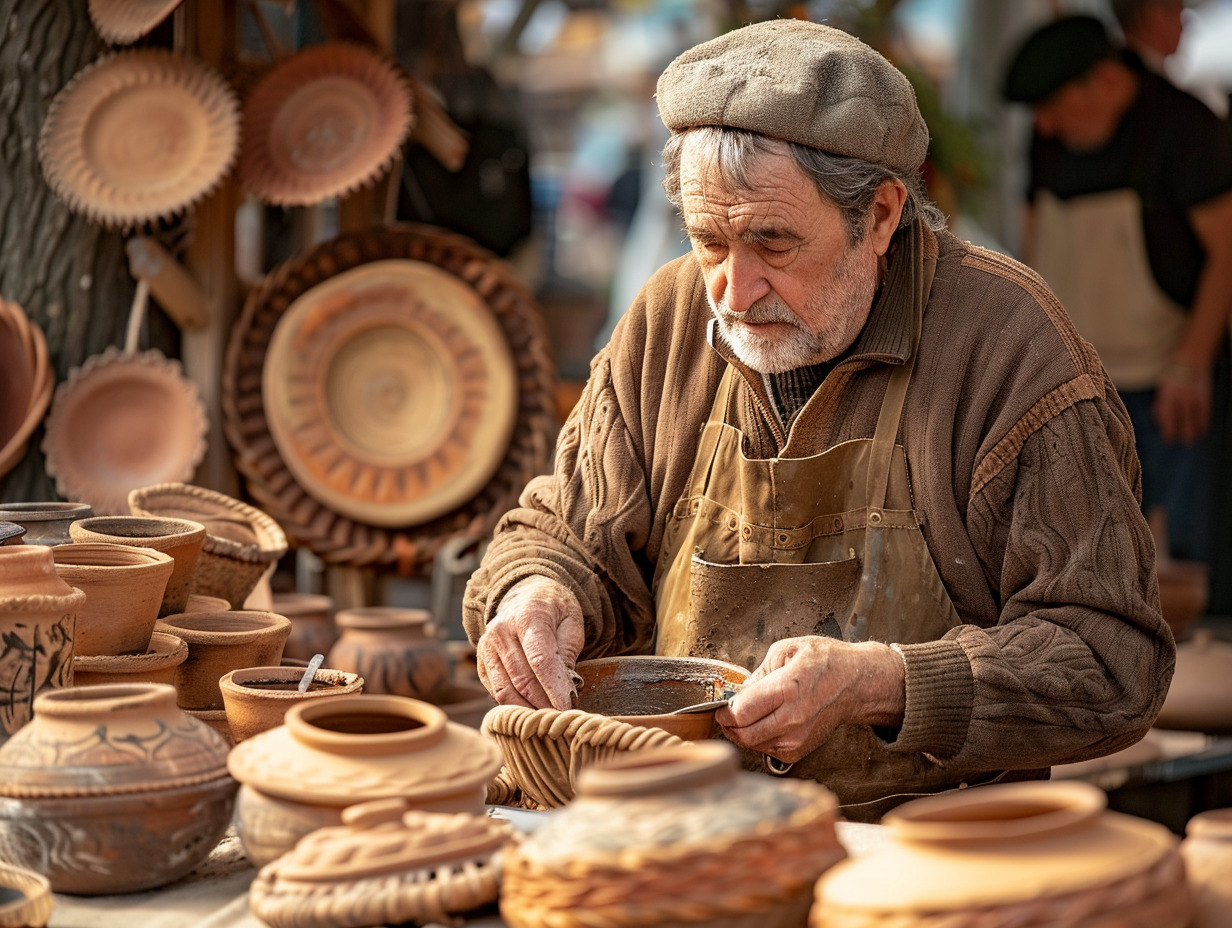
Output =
[{"x1": 465, "y1": 19, "x2": 1173, "y2": 819}]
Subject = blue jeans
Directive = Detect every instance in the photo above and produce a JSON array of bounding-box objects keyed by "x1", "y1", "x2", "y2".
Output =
[{"x1": 1120, "y1": 388, "x2": 1220, "y2": 564}]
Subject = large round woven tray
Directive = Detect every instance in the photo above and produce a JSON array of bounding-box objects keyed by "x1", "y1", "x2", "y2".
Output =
[
  {"x1": 222, "y1": 225, "x2": 555, "y2": 569},
  {"x1": 39, "y1": 49, "x2": 238, "y2": 228},
  {"x1": 0, "y1": 299, "x2": 53, "y2": 481},
  {"x1": 239, "y1": 42, "x2": 413, "y2": 206},
  {"x1": 262, "y1": 259, "x2": 519, "y2": 527}
]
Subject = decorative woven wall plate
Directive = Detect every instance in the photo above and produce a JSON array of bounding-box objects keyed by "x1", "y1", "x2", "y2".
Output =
[
  {"x1": 262, "y1": 260, "x2": 518, "y2": 527},
  {"x1": 88, "y1": 0, "x2": 187, "y2": 44},
  {"x1": 41, "y1": 348, "x2": 208, "y2": 516},
  {"x1": 222, "y1": 225, "x2": 555, "y2": 569},
  {"x1": 39, "y1": 49, "x2": 239, "y2": 228},
  {"x1": 239, "y1": 42, "x2": 413, "y2": 206},
  {"x1": 0, "y1": 300, "x2": 53, "y2": 480}
]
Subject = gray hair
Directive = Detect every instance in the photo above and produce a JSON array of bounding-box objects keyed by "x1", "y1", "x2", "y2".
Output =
[{"x1": 661, "y1": 126, "x2": 946, "y2": 244}]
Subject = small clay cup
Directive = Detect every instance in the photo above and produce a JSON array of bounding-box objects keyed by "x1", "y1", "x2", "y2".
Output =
[
  {"x1": 219, "y1": 666, "x2": 364, "y2": 742},
  {"x1": 154, "y1": 610, "x2": 292, "y2": 711},
  {"x1": 51, "y1": 543, "x2": 174, "y2": 656},
  {"x1": 0, "y1": 502, "x2": 92, "y2": 546},
  {"x1": 72, "y1": 631, "x2": 188, "y2": 687},
  {"x1": 271, "y1": 592, "x2": 337, "y2": 662},
  {"x1": 69, "y1": 515, "x2": 206, "y2": 617}
]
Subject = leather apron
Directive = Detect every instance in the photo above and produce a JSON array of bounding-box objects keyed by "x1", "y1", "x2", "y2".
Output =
[
  {"x1": 653, "y1": 234, "x2": 980, "y2": 817},
  {"x1": 1032, "y1": 188, "x2": 1185, "y2": 390}
]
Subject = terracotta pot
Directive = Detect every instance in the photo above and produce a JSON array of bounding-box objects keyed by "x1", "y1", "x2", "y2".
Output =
[
  {"x1": 72, "y1": 631, "x2": 188, "y2": 687},
  {"x1": 1181, "y1": 808, "x2": 1232, "y2": 928},
  {"x1": 812, "y1": 781, "x2": 1192, "y2": 928},
  {"x1": 0, "y1": 683, "x2": 237, "y2": 894},
  {"x1": 183, "y1": 706, "x2": 235, "y2": 746},
  {"x1": 0, "y1": 502, "x2": 92, "y2": 547},
  {"x1": 0, "y1": 546, "x2": 84, "y2": 747},
  {"x1": 1156, "y1": 629, "x2": 1232, "y2": 733},
  {"x1": 325, "y1": 607, "x2": 449, "y2": 700},
  {"x1": 51, "y1": 543, "x2": 174, "y2": 656},
  {"x1": 271, "y1": 592, "x2": 337, "y2": 662},
  {"x1": 227, "y1": 694, "x2": 502, "y2": 865},
  {"x1": 0, "y1": 860, "x2": 52, "y2": 928},
  {"x1": 154, "y1": 610, "x2": 292, "y2": 710},
  {"x1": 503, "y1": 741, "x2": 845, "y2": 928},
  {"x1": 128, "y1": 482, "x2": 287, "y2": 608},
  {"x1": 430, "y1": 679, "x2": 496, "y2": 730},
  {"x1": 0, "y1": 523, "x2": 25, "y2": 546},
  {"x1": 219, "y1": 665, "x2": 364, "y2": 743},
  {"x1": 576, "y1": 655, "x2": 750, "y2": 741},
  {"x1": 249, "y1": 801, "x2": 512, "y2": 928},
  {"x1": 186, "y1": 593, "x2": 230, "y2": 612},
  {"x1": 68, "y1": 515, "x2": 206, "y2": 617}
]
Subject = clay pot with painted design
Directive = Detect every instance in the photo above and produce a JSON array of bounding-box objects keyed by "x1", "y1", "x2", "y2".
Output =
[
  {"x1": 51, "y1": 543, "x2": 173, "y2": 656},
  {"x1": 325, "y1": 607, "x2": 449, "y2": 700},
  {"x1": 0, "y1": 683, "x2": 236, "y2": 894},
  {"x1": 227, "y1": 694, "x2": 501, "y2": 866},
  {"x1": 0, "y1": 546, "x2": 84, "y2": 748},
  {"x1": 219, "y1": 665, "x2": 363, "y2": 743},
  {"x1": 154, "y1": 609, "x2": 292, "y2": 710},
  {"x1": 69, "y1": 515, "x2": 205, "y2": 617}
]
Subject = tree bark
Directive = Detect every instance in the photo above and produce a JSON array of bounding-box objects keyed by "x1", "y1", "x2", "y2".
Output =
[{"x1": 0, "y1": 0, "x2": 134, "y2": 501}]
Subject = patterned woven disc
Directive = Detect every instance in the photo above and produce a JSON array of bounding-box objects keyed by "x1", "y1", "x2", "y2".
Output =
[
  {"x1": 0, "y1": 299, "x2": 53, "y2": 480},
  {"x1": 88, "y1": 0, "x2": 187, "y2": 44}
]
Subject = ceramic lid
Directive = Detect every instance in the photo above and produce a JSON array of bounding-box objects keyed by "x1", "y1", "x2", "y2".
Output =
[
  {"x1": 818, "y1": 781, "x2": 1177, "y2": 912},
  {"x1": 227, "y1": 694, "x2": 502, "y2": 805},
  {"x1": 261, "y1": 259, "x2": 519, "y2": 528},
  {"x1": 0, "y1": 683, "x2": 230, "y2": 797},
  {"x1": 0, "y1": 299, "x2": 52, "y2": 481},
  {"x1": 88, "y1": 0, "x2": 187, "y2": 44},
  {"x1": 239, "y1": 42, "x2": 413, "y2": 206},
  {"x1": 41, "y1": 348, "x2": 207, "y2": 515},
  {"x1": 39, "y1": 49, "x2": 238, "y2": 227}
]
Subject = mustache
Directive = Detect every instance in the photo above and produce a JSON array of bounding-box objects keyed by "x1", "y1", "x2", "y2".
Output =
[{"x1": 713, "y1": 295, "x2": 800, "y2": 327}]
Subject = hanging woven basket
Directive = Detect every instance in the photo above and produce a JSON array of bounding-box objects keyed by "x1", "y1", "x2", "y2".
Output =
[{"x1": 222, "y1": 224, "x2": 555, "y2": 569}]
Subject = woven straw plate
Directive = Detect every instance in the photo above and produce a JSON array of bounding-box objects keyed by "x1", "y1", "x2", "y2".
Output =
[
  {"x1": 88, "y1": 0, "x2": 187, "y2": 44},
  {"x1": 240, "y1": 42, "x2": 413, "y2": 206},
  {"x1": 39, "y1": 49, "x2": 238, "y2": 228},
  {"x1": 0, "y1": 299, "x2": 53, "y2": 481}
]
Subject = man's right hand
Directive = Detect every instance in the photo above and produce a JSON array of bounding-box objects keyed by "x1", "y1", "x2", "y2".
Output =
[{"x1": 476, "y1": 576, "x2": 585, "y2": 709}]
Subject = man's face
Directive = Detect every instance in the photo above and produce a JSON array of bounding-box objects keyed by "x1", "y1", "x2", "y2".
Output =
[
  {"x1": 1032, "y1": 68, "x2": 1121, "y2": 152},
  {"x1": 680, "y1": 138, "x2": 880, "y2": 374}
]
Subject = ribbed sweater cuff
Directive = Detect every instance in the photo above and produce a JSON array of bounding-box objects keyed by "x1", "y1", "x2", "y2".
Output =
[{"x1": 887, "y1": 639, "x2": 973, "y2": 759}]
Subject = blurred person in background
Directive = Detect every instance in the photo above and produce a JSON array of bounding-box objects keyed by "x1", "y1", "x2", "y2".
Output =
[{"x1": 1112, "y1": 0, "x2": 1229, "y2": 116}]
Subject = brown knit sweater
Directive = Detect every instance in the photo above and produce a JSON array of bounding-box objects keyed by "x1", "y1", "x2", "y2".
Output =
[{"x1": 464, "y1": 226, "x2": 1174, "y2": 776}]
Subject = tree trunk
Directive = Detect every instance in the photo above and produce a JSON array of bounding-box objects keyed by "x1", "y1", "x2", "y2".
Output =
[{"x1": 0, "y1": 0, "x2": 134, "y2": 501}]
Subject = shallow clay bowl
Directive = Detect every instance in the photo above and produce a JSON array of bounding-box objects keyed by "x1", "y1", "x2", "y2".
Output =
[
  {"x1": 219, "y1": 665, "x2": 363, "y2": 743},
  {"x1": 575, "y1": 655, "x2": 749, "y2": 741},
  {"x1": 0, "y1": 502, "x2": 92, "y2": 546}
]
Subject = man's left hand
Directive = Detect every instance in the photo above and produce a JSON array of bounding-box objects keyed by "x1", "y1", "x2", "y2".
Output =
[
  {"x1": 716, "y1": 636, "x2": 906, "y2": 763},
  {"x1": 1154, "y1": 364, "x2": 1212, "y2": 445}
]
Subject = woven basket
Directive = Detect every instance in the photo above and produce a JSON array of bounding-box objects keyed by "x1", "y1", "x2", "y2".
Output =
[
  {"x1": 221, "y1": 224, "x2": 555, "y2": 569},
  {"x1": 129, "y1": 483, "x2": 287, "y2": 608},
  {"x1": 481, "y1": 705, "x2": 688, "y2": 810}
]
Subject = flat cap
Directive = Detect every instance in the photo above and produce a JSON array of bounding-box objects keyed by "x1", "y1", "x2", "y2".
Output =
[
  {"x1": 1002, "y1": 16, "x2": 1116, "y2": 103},
  {"x1": 655, "y1": 19, "x2": 929, "y2": 173}
]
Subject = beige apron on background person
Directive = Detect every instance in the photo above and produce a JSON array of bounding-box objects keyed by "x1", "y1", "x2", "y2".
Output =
[
  {"x1": 652, "y1": 230, "x2": 1013, "y2": 819},
  {"x1": 1032, "y1": 188, "x2": 1186, "y2": 390}
]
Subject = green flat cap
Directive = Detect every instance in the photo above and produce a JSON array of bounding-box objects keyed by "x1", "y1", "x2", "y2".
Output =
[
  {"x1": 1003, "y1": 16, "x2": 1116, "y2": 103},
  {"x1": 655, "y1": 19, "x2": 929, "y2": 173}
]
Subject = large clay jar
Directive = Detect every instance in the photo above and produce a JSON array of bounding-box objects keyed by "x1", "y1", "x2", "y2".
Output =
[
  {"x1": 1155, "y1": 629, "x2": 1232, "y2": 733},
  {"x1": 51, "y1": 543, "x2": 174, "y2": 656},
  {"x1": 219, "y1": 665, "x2": 364, "y2": 742},
  {"x1": 811, "y1": 780, "x2": 1191, "y2": 928},
  {"x1": 0, "y1": 502, "x2": 92, "y2": 547},
  {"x1": 0, "y1": 683, "x2": 237, "y2": 894},
  {"x1": 0, "y1": 860, "x2": 52, "y2": 927},
  {"x1": 1181, "y1": 808, "x2": 1232, "y2": 928},
  {"x1": 325, "y1": 607, "x2": 449, "y2": 700},
  {"x1": 271, "y1": 592, "x2": 337, "y2": 662},
  {"x1": 249, "y1": 800, "x2": 512, "y2": 928},
  {"x1": 154, "y1": 609, "x2": 292, "y2": 710},
  {"x1": 72, "y1": 630, "x2": 188, "y2": 687},
  {"x1": 0, "y1": 546, "x2": 84, "y2": 747},
  {"x1": 503, "y1": 741, "x2": 845, "y2": 928},
  {"x1": 128, "y1": 482, "x2": 288, "y2": 608},
  {"x1": 69, "y1": 514, "x2": 206, "y2": 616},
  {"x1": 227, "y1": 694, "x2": 502, "y2": 866}
]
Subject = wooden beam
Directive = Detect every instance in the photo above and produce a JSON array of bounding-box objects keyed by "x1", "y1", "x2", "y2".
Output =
[{"x1": 126, "y1": 237, "x2": 210, "y2": 331}]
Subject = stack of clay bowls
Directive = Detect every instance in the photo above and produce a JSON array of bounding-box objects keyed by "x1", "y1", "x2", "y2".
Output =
[
  {"x1": 129, "y1": 482, "x2": 288, "y2": 608},
  {"x1": 155, "y1": 608, "x2": 292, "y2": 741}
]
